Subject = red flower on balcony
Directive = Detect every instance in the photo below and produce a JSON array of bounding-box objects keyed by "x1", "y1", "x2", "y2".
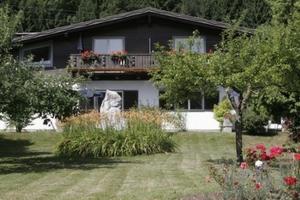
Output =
[
  {"x1": 80, "y1": 50, "x2": 100, "y2": 64},
  {"x1": 111, "y1": 50, "x2": 128, "y2": 65},
  {"x1": 284, "y1": 176, "x2": 297, "y2": 186}
]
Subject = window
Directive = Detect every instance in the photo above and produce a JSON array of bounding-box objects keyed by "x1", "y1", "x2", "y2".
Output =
[
  {"x1": 123, "y1": 91, "x2": 138, "y2": 110},
  {"x1": 159, "y1": 90, "x2": 219, "y2": 111},
  {"x1": 93, "y1": 38, "x2": 124, "y2": 54},
  {"x1": 174, "y1": 36, "x2": 206, "y2": 53},
  {"x1": 21, "y1": 44, "x2": 52, "y2": 67},
  {"x1": 204, "y1": 91, "x2": 219, "y2": 110},
  {"x1": 80, "y1": 90, "x2": 138, "y2": 111},
  {"x1": 190, "y1": 92, "x2": 203, "y2": 109}
]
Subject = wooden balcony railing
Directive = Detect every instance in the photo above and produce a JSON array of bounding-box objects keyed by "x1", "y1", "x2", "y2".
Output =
[{"x1": 68, "y1": 54, "x2": 158, "y2": 72}]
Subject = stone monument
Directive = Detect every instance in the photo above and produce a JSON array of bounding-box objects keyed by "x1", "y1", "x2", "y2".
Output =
[{"x1": 100, "y1": 90, "x2": 123, "y2": 129}]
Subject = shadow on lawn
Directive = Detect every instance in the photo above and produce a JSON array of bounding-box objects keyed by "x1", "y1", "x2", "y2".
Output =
[
  {"x1": 0, "y1": 136, "x2": 34, "y2": 157},
  {"x1": 0, "y1": 136, "x2": 141, "y2": 175},
  {"x1": 206, "y1": 158, "x2": 235, "y2": 165}
]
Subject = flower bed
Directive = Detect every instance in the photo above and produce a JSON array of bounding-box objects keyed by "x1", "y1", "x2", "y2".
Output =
[{"x1": 209, "y1": 143, "x2": 300, "y2": 199}]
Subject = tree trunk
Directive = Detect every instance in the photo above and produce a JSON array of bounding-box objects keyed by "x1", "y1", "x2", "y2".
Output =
[
  {"x1": 225, "y1": 86, "x2": 251, "y2": 164},
  {"x1": 235, "y1": 114, "x2": 243, "y2": 163},
  {"x1": 16, "y1": 124, "x2": 23, "y2": 133}
]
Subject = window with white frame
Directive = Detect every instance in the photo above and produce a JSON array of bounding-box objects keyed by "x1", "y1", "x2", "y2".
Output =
[
  {"x1": 159, "y1": 90, "x2": 218, "y2": 111},
  {"x1": 93, "y1": 38, "x2": 124, "y2": 54},
  {"x1": 174, "y1": 36, "x2": 206, "y2": 53},
  {"x1": 21, "y1": 44, "x2": 52, "y2": 67}
]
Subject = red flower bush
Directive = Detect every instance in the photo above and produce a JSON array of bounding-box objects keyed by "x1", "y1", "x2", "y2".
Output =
[
  {"x1": 270, "y1": 146, "x2": 284, "y2": 158},
  {"x1": 245, "y1": 144, "x2": 284, "y2": 164},
  {"x1": 256, "y1": 144, "x2": 266, "y2": 151},
  {"x1": 284, "y1": 176, "x2": 297, "y2": 186}
]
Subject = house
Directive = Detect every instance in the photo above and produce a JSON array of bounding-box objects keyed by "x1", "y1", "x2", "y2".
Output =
[{"x1": 9, "y1": 7, "x2": 242, "y2": 131}]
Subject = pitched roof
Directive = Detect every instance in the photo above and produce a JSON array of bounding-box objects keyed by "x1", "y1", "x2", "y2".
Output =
[{"x1": 14, "y1": 7, "x2": 252, "y2": 43}]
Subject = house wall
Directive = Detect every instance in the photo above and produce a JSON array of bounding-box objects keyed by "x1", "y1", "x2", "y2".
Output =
[
  {"x1": 83, "y1": 80, "x2": 159, "y2": 107},
  {"x1": 19, "y1": 16, "x2": 222, "y2": 69}
]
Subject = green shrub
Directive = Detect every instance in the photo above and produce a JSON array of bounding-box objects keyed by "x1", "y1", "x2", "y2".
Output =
[
  {"x1": 242, "y1": 105, "x2": 269, "y2": 135},
  {"x1": 56, "y1": 110, "x2": 176, "y2": 158},
  {"x1": 213, "y1": 98, "x2": 232, "y2": 123}
]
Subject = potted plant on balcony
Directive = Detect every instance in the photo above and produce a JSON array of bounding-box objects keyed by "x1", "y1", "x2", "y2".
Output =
[
  {"x1": 80, "y1": 50, "x2": 101, "y2": 65},
  {"x1": 111, "y1": 50, "x2": 128, "y2": 66}
]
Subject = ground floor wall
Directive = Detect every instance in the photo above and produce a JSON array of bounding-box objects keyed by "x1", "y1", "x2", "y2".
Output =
[
  {"x1": 0, "y1": 112, "x2": 221, "y2": 132},
  {"x1": 0, "y1": 80, "x2": 226, "y2": 131}
]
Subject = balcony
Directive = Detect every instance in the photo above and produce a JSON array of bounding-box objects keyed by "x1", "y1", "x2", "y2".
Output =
[{"x1": 68, "y1": 53, "x2": 158, "y2": 73}]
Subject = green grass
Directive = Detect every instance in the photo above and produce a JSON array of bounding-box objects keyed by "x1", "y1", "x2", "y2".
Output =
[{"x1": 0, "y1": 132, "x2": 288, "y2": 200}]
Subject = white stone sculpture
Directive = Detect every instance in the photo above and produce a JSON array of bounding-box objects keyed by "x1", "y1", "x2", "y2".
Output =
[
  {"x1": 100, "y1": 90, "x2": 122, "y2": 113},
  {"x1": 100, "y1": 90, "x2": 123, "y2": 129}
]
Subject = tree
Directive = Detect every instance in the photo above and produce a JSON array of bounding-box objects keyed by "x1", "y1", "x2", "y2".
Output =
[
  {"x1": 0, "y1": 59, "x2": 82, "y2": 132},
  {"x1": 33, "y1": 73, "x2": 82, "y2": 121},
  {"x1": 0, "y1": 5, "x2": 21, "y2": 54},
  {"x1": 0, "y1": 58, "x2": 37, "y2": 132},
  {"x1": 75, "y1": 0, "x2": 97, "y2": 22},
  {"x1": 0, "y1": 6, "x2": 82, "y2": 132},
  {"x1": 2, "y1": 0, "x2": 272, "y2": 32},
  {"x1": 151, "y1": 33, "x2": 216, "y2": 108},
  {"x1": 152, "y1": 0, "x2": 300, "y2": 161}
]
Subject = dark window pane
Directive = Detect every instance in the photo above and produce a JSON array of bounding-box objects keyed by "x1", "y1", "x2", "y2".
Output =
[
  {"x1": 87, "y1": 97, "x2": 94, "y2": 110},
  {"x1": 124, "y1": 91, "x2": 138, "y2": 110},
  {"x1": 24, "y1": 46, "x2": 50, "y2": 62},
  {"x1": 205, "y1": 91, "x2": 219, "y2": 110},
  {"x1": 178, "y1": 100, "x2": 188, "y2": 110},
  {"x1": 94, "y1": 91, "x2": 106, "y2": 111},
  {"x1": 190, "y1": 92, "x2": 203, "y2": 109}
]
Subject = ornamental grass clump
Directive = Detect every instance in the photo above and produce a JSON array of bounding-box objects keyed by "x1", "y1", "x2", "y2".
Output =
[
  {"x1": 208, "y1": 144, "x2": 300, "y2": 200},
  {"x1": 56, "y1": 109, "x2": 177, "y2": 158}
]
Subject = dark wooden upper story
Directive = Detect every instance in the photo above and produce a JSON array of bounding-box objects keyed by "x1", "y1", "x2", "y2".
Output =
[{"x1": 14, "y1": 8, "x2": 251, "y2": 74}]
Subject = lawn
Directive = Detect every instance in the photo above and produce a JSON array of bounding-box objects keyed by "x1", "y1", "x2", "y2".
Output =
[{"x1": 0, "y1": 132, "x2": 288, "y2": 200}]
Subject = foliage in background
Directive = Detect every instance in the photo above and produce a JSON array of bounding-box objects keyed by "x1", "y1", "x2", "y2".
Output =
[
  {"x1": 56, "y1": 110, "x2": 177, "y2": 158},
  {"x1": 242, "y1": 104, "x2": 270, "y2": 135},
  {"x1": 0, "y1": 5, "x2": 21, "y2": 54},
  {"x1": 2, "y1": 0, "x2": 271, "y2": 32}
]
